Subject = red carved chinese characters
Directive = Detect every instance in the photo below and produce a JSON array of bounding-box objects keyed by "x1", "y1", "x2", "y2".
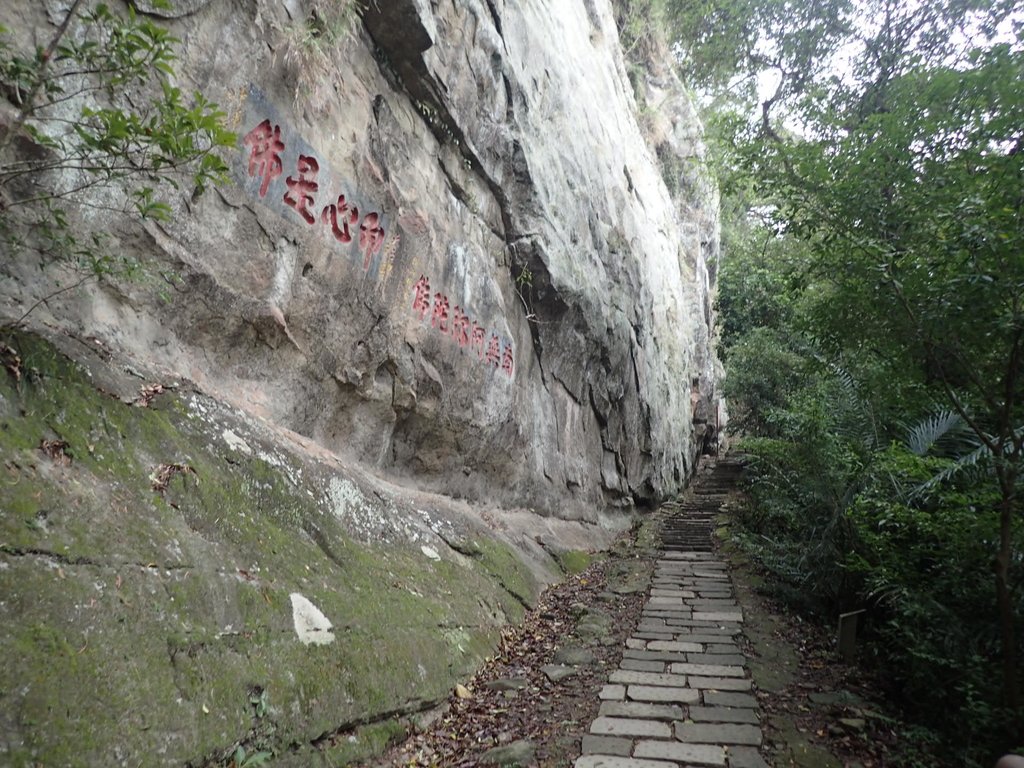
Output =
[
  {"x1": 240, "y1": 126, "x2": 510, "y2": 379},
  {"x1": 501, "y1": 344, "x2": 514, "y2": 377},
  {"x1": 283, "y1": 155, "x2": 320, "y2": 224},
  {"x1": 241, "y1": 121, "x2": 389, "y2": 264},
  {"x1": 359, "y1": 212, "x2": 386, "y2": 269},
  {"x1": 485, "y1": 334, "x2": 502, "y2": 367},
  {"x1": 470, "y1": 323, "x2": 486, "y2": 358},
  {"x1": 412, "y1": 276, "x2": 431, "y2": 319},
  {"x1": 450, "y1": 306, "x2": 470, "y2": 347},
  {"x1": 408, "y1": 274, "x2": 513, "y2": 380},
  {"x1": 321, "y1": 194, "x2": 358, "y2": 243},
  {"x1": 243, "y1": 119, "x2": 284, "y2": 198},
  {"x1": 432, "y1": 293, "x2": 450, "y2": 331}
]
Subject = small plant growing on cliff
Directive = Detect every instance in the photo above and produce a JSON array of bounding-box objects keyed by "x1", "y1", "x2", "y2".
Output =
[
  {"x1": 514, "y1": 264, "x2": 532, "y2": 289},
  {"x1": 0, "y1": 0, "x2": 235, "y2": 323},
  {"x1": 229, "y1": 746, "x2": 272, "y2": 768},
  {"x1": 280, "y1": 0, "x2": 366, "y2": 113},
  {"x1": 513, "y1": 264, "x2": 537, "y2": 322}
]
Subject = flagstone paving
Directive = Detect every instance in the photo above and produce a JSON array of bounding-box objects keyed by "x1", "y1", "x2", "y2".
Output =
[{"x1": 575, "y1": 468, "x2": 771, "y2": 768}]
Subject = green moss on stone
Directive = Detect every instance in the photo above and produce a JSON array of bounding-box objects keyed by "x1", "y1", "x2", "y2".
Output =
[
  {"x1": 0, "y1": 331, "x2": 535, "y2": 766},
  {"x1": 471, "y1": 538, "x2": 539, "y2": 612},
  {"x1": 555, "y1": 549, "x2": 593, "y2": 575}
]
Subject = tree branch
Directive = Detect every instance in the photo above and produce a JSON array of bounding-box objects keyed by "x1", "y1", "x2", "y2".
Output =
[{"x1": 0, "y1": 0, "x2": 88, "y2": 157}]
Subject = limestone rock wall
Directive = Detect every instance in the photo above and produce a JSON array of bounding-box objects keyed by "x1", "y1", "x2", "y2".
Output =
[{"x1": 0, "y1": 0, "x2": 721, "y2": 518}]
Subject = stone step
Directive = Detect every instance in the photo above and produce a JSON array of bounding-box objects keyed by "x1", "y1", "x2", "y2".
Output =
[{"x1": 575, "y1": 459, "x2": 770, "y2": 768}]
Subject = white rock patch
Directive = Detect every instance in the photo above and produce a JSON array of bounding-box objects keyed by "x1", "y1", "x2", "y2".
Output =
[
  {"x1": 289, "y1": 593, "x2": 335, "y2": 646},
  {"x1": 221, "y1": 428, "x2": 253, "y2": 455}
]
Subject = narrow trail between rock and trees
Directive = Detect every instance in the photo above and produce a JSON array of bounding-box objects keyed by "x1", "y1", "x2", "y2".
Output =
[
  {"x1": 574, "y1": 457, "x2": 768, "y2": 768},
  {"x1": 374, "y1": 457, "x2": 867, "y2": 768}
]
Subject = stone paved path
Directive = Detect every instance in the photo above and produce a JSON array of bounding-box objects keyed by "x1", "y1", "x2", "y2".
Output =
[{"x1": 574, "y1": 464, "x2": 769, "y2": 768}]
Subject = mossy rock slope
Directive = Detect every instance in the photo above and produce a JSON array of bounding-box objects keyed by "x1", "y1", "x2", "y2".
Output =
[{"x1": 0, "y1": 331, "x2": 538, "y2": 766}]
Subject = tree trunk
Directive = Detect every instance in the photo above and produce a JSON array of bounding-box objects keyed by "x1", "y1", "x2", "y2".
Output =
[{"x1": 995, "y1": 467, "x2": 1021, "y2": 741}]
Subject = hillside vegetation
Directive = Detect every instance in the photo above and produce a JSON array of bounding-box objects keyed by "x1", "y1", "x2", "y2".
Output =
[{"x1": 648, "y1": 0, "x2": 1023, "y2": 763}]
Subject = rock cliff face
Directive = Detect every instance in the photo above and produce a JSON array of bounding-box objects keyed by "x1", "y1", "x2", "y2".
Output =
[
  {"x1": 0, "y1": 0, "x2": 722, "y2": 763},
  {"x1": 1, "y1": 0, "x2": 721, "y2": 519}
]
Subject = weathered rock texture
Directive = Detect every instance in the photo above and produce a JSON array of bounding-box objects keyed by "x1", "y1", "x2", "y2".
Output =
[
  {"x1": 1, "y1": 0, "x2": 721, "y2": 519},
  {"x1": 0, "y1": 329, "x2": 556, "y2": 766},
  {"x1": 0, "y1": 0, "x2": 722, "y2": 763}
]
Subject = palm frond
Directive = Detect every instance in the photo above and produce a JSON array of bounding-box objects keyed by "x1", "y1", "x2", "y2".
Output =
[
  {"x1": 825, "y1": 360, "x2": 880, "y2": 450},
  {"x1": 904, "y1": 409, "x2": 963, "y2": 457},
  {"x1": 911, "y1": 440, "x2": 991, "y2": 499}
]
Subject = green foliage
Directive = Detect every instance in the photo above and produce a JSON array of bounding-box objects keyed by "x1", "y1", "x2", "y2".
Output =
[
  {"x1": 515, "y1": 264, "x2": 533, "y2": 289},
  {"x1": 229, "y1": 746, "x2": 273, "y2": 768},
  {"x1": 663, "y1": 0, "x2": 853, "y2": 101},
  {"x1": 692, "y1": 0, "x2": 1024, "y2": 753},
  {"x1": 0, "y1": 2, "x2": 235, "y2": 313},
  {"x1": 613, "y1": 0, "x2": 671, "y2": 59},
  {"x1": 720, "y1": 328, "x2": 805, "y2": 434},
  {"x1": 845, "y1": 446, "x2": 1022, "y2": 764},
  {"x1": 735, "y1": 383, "x2": 1024, "y2": 762},
  {"x1": 732, "y1": 368, "x2": 870, "y2": 610}
]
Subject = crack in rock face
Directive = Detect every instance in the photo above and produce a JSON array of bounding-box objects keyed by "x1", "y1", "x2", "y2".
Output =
[{"x1": 289, "y1": 592, "x2": 335, "y2": 646}]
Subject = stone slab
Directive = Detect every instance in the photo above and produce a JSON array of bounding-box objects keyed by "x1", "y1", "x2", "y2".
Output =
[
  {"x1": 575, "y1": 757, "x2": 677, "y2": 768},
  {"x1": 599, "y1": 701, "x2": 685, "y2": 721},
  {"x1": 703, "y1": 691, "x2": 757, "y2": 707},
  {"x1": 581, "y1": 735, "x2": 633, "y2": 756},
  {"x1": 669, "y1": 663, "x2": 745, "y2": 677},
  {"x1": 728, "y1": 746, "x2": 771, "y2": 768},
  {"x1": 666, "y1": 634, "x2": 738, "y2": 644},
  {"x1": 634, "y1": 632, "x2": 675, "y2": 641},
  {"x1": 624, "y1": 649, "x2": 694, "y2": 663},
  {"x1": 620, "y1": 659, "x2": 666, "y2": 673},
  {"x1": 542, "y1": 664, "x2": 578, "y2": 682},
  {"x1": 692, "y1": 612, "x2": 744, "y2": 623},
  {"x1": 647, "y1": 597, "x2": 684, "y2": 607},
  {"x1": 689, "y1": 676, "x2": 752, "y2": 691},
  {"x1": 688, "y1": 600, "x2": 740, "y2": 609},
  {"x1": 609, "y1": 670, "x2": 689, "y2": 687},
  {"x1": 646, "y1": 641, "x2": 703, "y2": 653},
  {"x1": 688, "y1": 653, "x2": 745, "y2": 666},
  {"x1": 675, "y1": 722, "x2": 762, "y2": 745},
  {"x1": 650, "y1": 589, "x2": 696, "y2": 598},
  {"x1": 706, "y1": 644, "x2": 742, "y2": 654},
  {"x1": 599, "y1": 684, "x2": 626, "y2": 700},
  {"x1": 627, "y1": 685, "x2": 700, "y2": 704},
  {"x1": 633, "y1": 739, "x2": 726, "y2": 766},
  {"x1": 590, "y1": 717, "x2": 672, "y2": 738},
  {"x1": 661, "y1": 621, "x2": 740, "y2": 633},
  {"x1": 688, "y1": 706, "x2": 759, "y2": 724},
  {"x1": 643, "y1": 610, "x2": 692, "y2": 622}
]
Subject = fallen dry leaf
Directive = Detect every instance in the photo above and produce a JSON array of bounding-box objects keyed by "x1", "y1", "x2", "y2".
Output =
[
  {"x1": 1, "y1": 344, "x2": 22, "y2": 382},
  {"x1": 39, "y1": 438, "x2": 71, "y2": 465},
  {"x1": 134, "y1": 383, "x2": 168, "y2": 407},
  {"x1": 150, "y1": 462, "x2": 197, "y2": 493}
]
